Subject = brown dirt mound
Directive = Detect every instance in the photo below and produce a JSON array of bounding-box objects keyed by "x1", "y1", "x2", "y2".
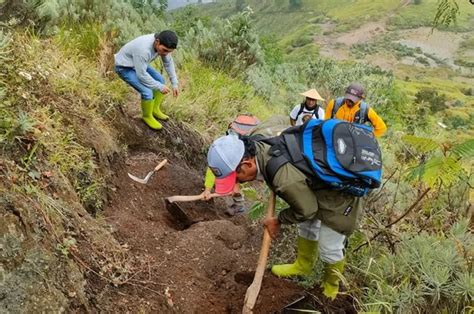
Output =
[{"x1": 89, "y1": 146, "x2": 357, "y2": 313}]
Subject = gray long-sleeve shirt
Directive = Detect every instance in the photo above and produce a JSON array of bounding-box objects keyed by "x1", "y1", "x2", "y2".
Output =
[{"x1": 114, "y1": 34, "x2": 179, "y2": 91}]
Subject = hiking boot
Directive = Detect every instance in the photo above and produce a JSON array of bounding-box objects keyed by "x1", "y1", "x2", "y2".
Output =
[
  {"x1": 271, "y1": 236, "x2": 318, "y2": 277},
  {"x1": 152, "y1": 90, "x2": 169, "y2": 121},
  {"x1": 225, "y1": 204, "x2": 245, "y2": 216},
  {"x1": 141, "y1": 99, "x2": 162, "y2": 130},
  {"x1": 321, "y1": 259, "x2": 346, "y2": 300}
]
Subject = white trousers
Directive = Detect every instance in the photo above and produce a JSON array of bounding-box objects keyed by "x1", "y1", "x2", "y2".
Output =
[{"x1": 298, "y1": 219, "x2": 346, "y2": 264}]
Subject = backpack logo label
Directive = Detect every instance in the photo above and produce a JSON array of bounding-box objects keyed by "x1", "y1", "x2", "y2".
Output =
[
  {"x1": 337, "y1": 138, "x2": 347, "y2": 154},
  {"x1": 361, "y1": 149, "x2": 381, "y2": 166},
  {"x1": 343, "y1": 206, "x2": 352, "y2": 216},
  {"x1": 209, "y1": 167, "x2": 222, "y2": 177}
]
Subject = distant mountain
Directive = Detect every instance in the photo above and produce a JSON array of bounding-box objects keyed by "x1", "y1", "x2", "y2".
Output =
[{"x1": 168, "y1": 0, "x2": 216, "y2": 10}]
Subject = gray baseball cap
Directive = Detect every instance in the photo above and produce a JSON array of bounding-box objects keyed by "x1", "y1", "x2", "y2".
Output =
[
  {"x1": 344, "y1": 82, "x2": 365, "y2": 103},
  {"x1": 207, "y1": 134, "x2": 245, "y2": 194}
]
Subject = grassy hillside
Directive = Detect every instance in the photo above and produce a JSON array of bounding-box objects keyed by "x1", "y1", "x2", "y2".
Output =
[
  {"x1": 195, "y1": 0, "x2": 474, "y2": 32},
  {"x1": 0, "y1": 24, "x2": 274, "y2": 311},
  {"x1": 389, "y1": 0, "x2": 474, "y2": 31},
  {"x1": 1, "y1": 1, "x2": 472, "y2": 312},
  {"x1": 186, "y1": 0, "x2": 474, "y2": 139}
]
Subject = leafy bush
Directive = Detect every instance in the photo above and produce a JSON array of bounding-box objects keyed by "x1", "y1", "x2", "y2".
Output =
[
  {"x1": 164, "y1": 61, "x2": 274, "y2": 140},
  {"x1": 289, "y1": 0, "x2": 302, "y2": 10},
  {"x1": 259, "y1": 35, "x2": 284, "y2": 67},
  {"x1": 445, "y1": 114, "x2": 472, "y2": 129},
  {"x1": 415, "y1": 88, "x2": 447, "y2": 113},
  {"x1": 182, "y1": 8, "x2": 263, "y2": 76},
  {"x1": 16, "y1": 0, "x2": 167, "y2": 44},
  {"x1": 415, "y1": 55, "x2": 430, "y2": 66},
  {"x1": 171, "y1": 5, "x2": 211, "y2": 37},
  {"x1": 454, "y1": 57, "x2": 474, "y2": 68},
  {"x1": 460, "y1": 87, "x2": 473, "y2": 96},
  {"x1": 304, "y1": 58, "x2": 394, "y2": 105},
  {"x1": 354, "y1": 221, "x2": 473, "y2": 313},
  {"x1": 290, "y1": 35, "x2": 312, "y2": 48}
]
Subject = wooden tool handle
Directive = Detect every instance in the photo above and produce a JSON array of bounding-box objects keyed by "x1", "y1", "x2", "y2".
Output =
[
  {"x1": 166, "y1": 192, "x2": 231, "y2": 203},
  {"x1": 242, "y1": 192, "x2": 276, "y2": 314},
  {"x1": 153, "y1": 159, "x2": 168, "y2": 171}
]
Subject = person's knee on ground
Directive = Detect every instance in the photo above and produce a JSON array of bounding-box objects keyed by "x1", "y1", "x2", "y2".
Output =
[
  {"x1": 152, "y1": 90, "x2": 169, "y2": 121},
  {"x1": 271, "y1": 236, "x2": 318, "y2": 277}
]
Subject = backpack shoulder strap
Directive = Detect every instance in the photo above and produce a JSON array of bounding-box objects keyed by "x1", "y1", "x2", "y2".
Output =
[
  {"x1": 264, "y1": 147, "x2": 289, "y2": 185},
  {"x1": 312, "y1": 105, "x2": 320, "y2": 120},
  {"x1": 357, "y1": 101, "x2": 370, "y2": 124},
  {"x1": 331, "y1": 97, "x2": 344, "y2": 118},
  {"x1": 294, "y1": 103, "x2": 305, "y2": 121}
]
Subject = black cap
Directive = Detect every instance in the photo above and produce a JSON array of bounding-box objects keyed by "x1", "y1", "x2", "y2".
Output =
[
  {"x1": 155, "y1": 30, "x2": 178, "y2": 49},
  {"x1": 344, "y1": 82, "x2": 365, "y2": 102}
]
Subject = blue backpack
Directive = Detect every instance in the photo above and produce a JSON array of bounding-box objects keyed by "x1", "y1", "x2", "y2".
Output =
[{"x1": 258, "y1": 119, "x2": 382, "y2": 197}]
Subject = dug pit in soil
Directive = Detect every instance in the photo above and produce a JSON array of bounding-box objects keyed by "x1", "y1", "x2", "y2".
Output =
[{"x1": 88, "y1": 116, "x2": 358, "y2": 312}]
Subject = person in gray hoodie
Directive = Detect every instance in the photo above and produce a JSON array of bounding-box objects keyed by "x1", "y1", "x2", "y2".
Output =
[{"x1": 114, "y1": 30, "x2": 179, "y2": 130}]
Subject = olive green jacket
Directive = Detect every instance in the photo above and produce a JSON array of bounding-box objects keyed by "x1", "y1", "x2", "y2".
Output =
[{"x1": 252, "y1": 116, "x2": 363, "y2": 236}]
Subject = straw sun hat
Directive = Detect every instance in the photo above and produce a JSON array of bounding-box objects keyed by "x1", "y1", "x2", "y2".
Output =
[{"x1": 299, "y1": 89, "x2": 324, "y2": 101}]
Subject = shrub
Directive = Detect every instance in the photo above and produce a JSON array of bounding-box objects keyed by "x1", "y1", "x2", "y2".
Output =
[
  {"x1": 182, "y1": 8, "x2": 263, "y2": 76},
  {"x1": 415, "y1": 55, "x2": 431, "y2": 66},
  {"x1": 415, "y1": 88, "x2": 447, "y2": 113},
  {"x1": 290, "y1": 35, "x2": 312, "y2": 48},
  {"x1": 259, "y1": 35, "x2": 284, "y2": 67},
  {"x1": 445, "y1": 115, "x2": 470, "y2": 129},
  {"x1": 460, "y1": 87, "x2": 473, "y2": 96},
  {"x1": 289, "y1": 0, "x2": 302, "y2": 10},
  {"x1": 13, "y1": 0, "x2": 167, "y2": 44},
  {"x1": 354, "y1": 221, "x2": 473, "y2": 313}
]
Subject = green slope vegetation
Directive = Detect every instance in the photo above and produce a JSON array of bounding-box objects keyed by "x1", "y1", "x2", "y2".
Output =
[
  {"x1": 390, "y1": 0, "x2": 474, "y2": 31},
  {"x1": 185, "y1": 0, "x2": 474, "y2": 139},
  {"x1": 1, "y1": 0, "x2": 472, "y2": 312}
]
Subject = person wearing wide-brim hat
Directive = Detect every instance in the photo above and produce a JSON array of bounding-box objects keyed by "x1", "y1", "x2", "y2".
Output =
[{"x1": 289, "y1": 89, "x2": 325, "y2": 126}]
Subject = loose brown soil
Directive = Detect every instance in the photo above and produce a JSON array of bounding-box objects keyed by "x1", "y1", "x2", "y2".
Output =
[{"x1": 87, "y1": 103, "x2": 357, "y2": 313}]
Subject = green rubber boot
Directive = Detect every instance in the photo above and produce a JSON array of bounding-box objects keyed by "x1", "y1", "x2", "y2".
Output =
[
  {"x1": 152, "y1": 90, "x2": 169, "y2": 121},
  {"x1": 141, "y1": 99, "x2": 162, "y2": 130},
  {"x1": 321, "y1": 259, "x2": 346, "y2": 300},
  {"x1": 271, "y1": 236, "x2": 318, "y2": 277}
]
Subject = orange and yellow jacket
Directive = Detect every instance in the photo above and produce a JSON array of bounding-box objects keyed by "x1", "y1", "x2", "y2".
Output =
[{"x1": 325, "y1": 99, "x2": 387, "y2": 137}]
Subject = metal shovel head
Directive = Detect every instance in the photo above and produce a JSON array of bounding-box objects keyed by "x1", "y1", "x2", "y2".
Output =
[
  {"x1": 165, "y1": 199, "x2": 194, "y2": 229},
  {"x1": 127, "y1": 171, "x2": 154, "y2": 184}
]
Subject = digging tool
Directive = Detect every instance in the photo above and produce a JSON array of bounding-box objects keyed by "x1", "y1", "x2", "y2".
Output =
[
  {"x1": 164, "y1": 198, "x2": 194, "y2": 229},
  {"x1": 243, "y1": 192, "x2": 276, "y2": 314},
  {"x1": 165, "y1": 193, "x2": 231, "y2": 228},
  {"x1": 128, "y1": 159, "x2": 167, "y2": 184},
  {"x1": 166, "y1": 193, "x2": 226, "y2": 203}
]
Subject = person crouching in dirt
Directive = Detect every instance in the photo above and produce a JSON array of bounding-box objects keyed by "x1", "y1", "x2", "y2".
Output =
[
  {"x1": 325, "y1": 82, "x2": 387, "y2": 137},
  {"x1": 289, "y1": 89, "x2": 325, "y2": 126},
  {"x1": 206, "y1": 117, "x2": 363, "y2": 300},
  {"x1": 201, "y1": 114, "x2": 261, "y2": 216},
  {"x1": 114, "y1": 30, "x2": 179, "y2": 130}
]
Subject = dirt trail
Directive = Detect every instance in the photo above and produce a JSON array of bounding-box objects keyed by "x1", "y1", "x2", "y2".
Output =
[
  {"x1": 98, "y1": 151, "x2": 297, "y2": 312},
  {"x1": 85, "y1": 102, "x2": 357, "y2": 313},
  {"x1": 317, "y1": 0, "x2": 410, "y2": 62}
]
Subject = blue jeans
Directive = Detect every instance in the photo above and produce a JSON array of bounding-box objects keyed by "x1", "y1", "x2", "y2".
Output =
[{"x1": 114, "y1": 65, "x2": 165, "y2": 100}]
